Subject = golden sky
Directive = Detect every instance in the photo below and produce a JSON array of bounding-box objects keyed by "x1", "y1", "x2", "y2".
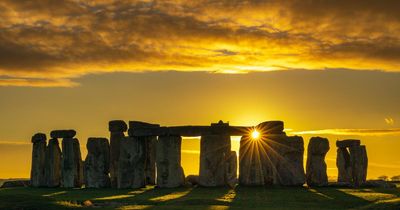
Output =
[{"x1": 0, "y1": 0, "x2": 399, "y2": 179}]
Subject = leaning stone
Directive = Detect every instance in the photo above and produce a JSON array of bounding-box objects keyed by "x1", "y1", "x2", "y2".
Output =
[
  {"x1": 306, "y1": 137, "x2": 330, "y2": 187},
  {"x1": 337, "y1": 147, "x2": 352, "y2": 183},
  {"x1": 199, "y1": 134, "x2": 231, "y2": 187},
  {"x1": 144, "y1": 136, "x2": 157, "y2": 185},
  {"x1": 156, "y1": 135, "x2": 185, "y2": 188},
  {"x1": 44, "y1": 138, "x2": 62, "y2": 187},
  {"x1": 61, "y1": 138, "x2": 83, "y2": 188},
  {"x1": 30, "y1": 133, "x2": 46, "y2": 187},
  {"x1": 84, "y1": 138, "x2": 111, "y2": 188},
  {"x1": 50, "y1": 130, "x2": 76, "y2": 139},
  {"x1": 271, "y1": 135, "x2": 306, "y2": 186},
  {"x1": 109, "y1": 120, "x2": 127, "y2": 188},
  {"x1": 336, "y1": 139, "x2": 360, "y2": 148},
  {"x1": 350, "y1": 145, "x2": 368, "y2": 187},
  {"x1": 109, "y1": 120, "x2": 128, "y2": 133},
  {"x1": 225, "y1": 151, "x2": 238, "y2": 188},
  {"x1": 118, "y1": 137, "x2": 146, "y2": 189}
]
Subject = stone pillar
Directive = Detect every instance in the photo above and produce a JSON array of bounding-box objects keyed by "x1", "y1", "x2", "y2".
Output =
[
  {"x1": 44, "y1": 138, "x2": 62, "y2": 187},
  {"x1": 225, "y1": 151, "x2": 238, "y2": 188},
  {"x1": 109, "y1": 120, "x2": 127, "y2": 188},
  {"x1": 306, "y1": 137, "x2": 330, "y2": 187},
  {"x1": 156, "y1": 135, "x2": 185, "y2": 188},
  {"x1": 350, "y1": 145, "x2": 368, "y2": 187},
  {"x1": 52, "y1": 130, "x2": 83, "y2": 188},
  {"x1": 31, "y1": 133, "x2": 47, "y2": 187},
  {"x1": 336, "y1": 140, "x2": 359, "y2": 185},
  {"x1": 84, "y1": 138, "x2": 111, "y2": 188},
  {"x1": 271, "y1": 136, "x2": 306, "y2": 186},
  {"x1": 144, "y1": 136, "x2": 157, "y2": 185},
  {"x1": 199, "y1": 134, "x2": 231, "y2": 187},
  {"x1": 118, "y1": 136, "x2": 146, "y2": 189}
]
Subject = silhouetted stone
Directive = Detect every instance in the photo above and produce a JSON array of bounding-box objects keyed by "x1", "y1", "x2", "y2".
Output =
[
  {"x1": 272, "y1": 136, "x2": 306, "y2": 186},
  {"x1": 350, "y1": 145, "x2": 368, "y2": 187},
  {"x1": 225, "y1": 151, "x2": 238, "y2": 188},
  {"x1": 1, "y1": 180, "x2": 30, "y2": 188},
  {"x1": 118, "y1": 137, "x2": 146, "y2": 189},
  {"x1": 44, "y1": 138, "x2": 61, "y2": 187},
  {"x1": 306, "y1": 137, "x2": 330, "y2": 187},
  {"x1": 144, "y1": 136, "x2": 157, "y2": 185},
  {"x1": 31, "y1": 133, "x2": 47, "y2": 187},
  {"x1": 337, "y1": 147, "x2": 352, "y2": 183},
  {"x1": 336, "y1": 139, "x2": 360, "y2": 148},
  {"x1": 256, "y1": 121, "x2": 285, "y2": 134},
  {"x1": 50, "y1": 130, "x2": 76, "y2": 139},
  {"x1": 199, "y1": 134, "x2": 231, "y2": 187},
  {"x1": 239, "y1": 135, "x2": 268, "y2": 186},
  {"x1": 61, "y1": 138, "x2": 83, "y2": 188},
  {"x1": 109, "y1": 120, "x2": 127, "y2": 188},
  {"x1": 84, "y1": 138, "x2": 110, "y2": 188},
  {"x1": 156, "y1": 135, "x2": 185, "y2": 188},
  {"x1": 186, "y1": 175, "x2": 199, "y2": 186}
]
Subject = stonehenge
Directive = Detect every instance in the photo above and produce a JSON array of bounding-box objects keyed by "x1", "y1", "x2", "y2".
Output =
[
  {"x1": 84, "y1": 138, "x2": 110, "y2": 188},
  {"x1": 30, "y1": 120, "x2": 369, "y2": 189},
  {"x1": 336, "y1": 140, "x2": 368, "y2": 187},
  {"x1": 306, "y1": 137, "x2": 330, "y2": 187}
]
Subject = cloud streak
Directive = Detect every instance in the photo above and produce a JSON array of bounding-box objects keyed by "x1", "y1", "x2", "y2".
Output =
[{"x1": 290, "y1": 128, "x2": 400, "y2": 136}]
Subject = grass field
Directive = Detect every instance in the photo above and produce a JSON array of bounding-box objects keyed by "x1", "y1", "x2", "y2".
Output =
[{"x1": 0, "y1": 185, "x2": 399, "y2": 210}]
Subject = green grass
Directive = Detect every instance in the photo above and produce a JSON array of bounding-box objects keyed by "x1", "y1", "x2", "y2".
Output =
[{"x1": 0, "y1": 185, "x2": 399, "y2": 210}]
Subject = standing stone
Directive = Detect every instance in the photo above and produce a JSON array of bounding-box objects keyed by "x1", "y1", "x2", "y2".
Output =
[
  {"x1": 118, "y1": 137, "x2": 146, "y2": 189},
  {"x1": 337, "y1": 147, "x2": 352, "y2": 183},
  {"x1": 306, "y1": 137, "x2": 330, "y2": 187},
  {"x1": 225, "y1": 151, "x2": 238, "y2": 188},
  {"x1": 271, "y1": 135, "x2": 306, "y2": 186},
  {"x1": 31, "y1": 133, "x2": 47, "y2": 187},
  {"x1": 84, "y1": 138, "x2": 110, "y2": 188},
  {"x1": 199, "y1": 134, "x2": 231, "y2": 187},
  {"x1": 156, "y1": 135, "x2": 185, "y2": 188},
  {"x1": 60, "y1": 131, "x2": 83, "y2": 188},
  {"x1": 239, "y1": 135, "x2": 268, "y2": 186},
  {"x1": 44, "y1": 138, "x2": 61, "y2": 187},
  {"x1": 109, "y1": 120, "x2": 127, "y2": 188},
  {"x1": 350, "y1": 145, "x2": 368, "y2": 187},
  {"x1": 144, "y1": 136, "x2": 157, "y2": 185}
]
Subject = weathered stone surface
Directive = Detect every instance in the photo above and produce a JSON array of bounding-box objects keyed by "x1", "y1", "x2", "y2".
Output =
[
  {"x1": 31, "y1": 133, "x2": 46, "y2": 187},
  {"x1": 350, "y1": 145, "x2": 368, "y2": 187},
  {"x1": 118, "y1": 137, "x2": 146, "y2": 189},
  {"x1": 306, "y1": 137, "x2": 330, "y2": 187},
  {"x1": 44, "y1": 138, "x2": 61, "y2": 187},
  {"x1": 272, "y1": 136, "x2": 306, "y2": 186},
  {"x1": 144, "y1": 136, "x2": 157, "y2": 185},
  {"x1": 109, "y1": 120, "x2": 128, "y2": 132},
  {"x1": 256, "y1": 121, "x2": 285, "y2": 134},
  {"x1": 156, "y1": 135, "x2": 185, "y2": 188},
  {"x1": 50, "y1": 130, "x2": 76, "y2": 139},
  {"x1": 199, "y1": 134, "x2": 231, "y2": 187},
  {"x1": 337, "y1": 147, "x2": 352, "y2": 183},
  {"x1": 84, "y1": 138, "x2": 110, "y2": 188},
  {"x1": 61, "y1": 138, "x2": 83, "y2": 188},
  {"x1": 109, "y1": 120, "x2": 127, "y2": 188},
  {"x1": 336, "y1": 140, "x2": 360, "y2": 148},
  {"x1": 239, "y1": 135, "x2": 270, "y2": 186},
  {"x1": 225, "y1": 151, "x2": 238, "y2": 188}
]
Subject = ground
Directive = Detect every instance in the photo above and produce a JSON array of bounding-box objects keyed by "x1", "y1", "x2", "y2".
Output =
[{"x1": 0, "y1": 185, "x2": 399, "y2": 210}]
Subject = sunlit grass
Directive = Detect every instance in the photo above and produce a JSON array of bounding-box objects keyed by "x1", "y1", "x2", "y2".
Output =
[
  {"x1": 149, "y1": 189, "x2": 192, "y2": 202},
  {"x1": 55, "y1": 200, "x2": 82, "y2": 208}
]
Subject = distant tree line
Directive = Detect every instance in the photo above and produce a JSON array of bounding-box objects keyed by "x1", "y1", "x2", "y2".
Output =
[{"x1": 377, "y1": 175, "x2": 400, "y2": 181}]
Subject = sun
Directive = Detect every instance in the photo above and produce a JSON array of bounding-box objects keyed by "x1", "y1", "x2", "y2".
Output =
[{"x1": 251, "y1": 129, "x2": 260, "y2": 140}]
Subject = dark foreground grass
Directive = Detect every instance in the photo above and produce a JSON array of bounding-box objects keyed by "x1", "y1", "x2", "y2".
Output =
[{"x1": 0, "y1": 185, "x2": 399, "y2": 210}]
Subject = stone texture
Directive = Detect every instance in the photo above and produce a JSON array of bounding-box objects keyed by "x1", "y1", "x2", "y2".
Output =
[
  {"x1": 186, "y1": 175, "x2": 199, "y2": 186},
  {"x1": 109, "y1": 120, "x2": 127, "y2": 188},
  {"x1": 350, "y1": 145, "x2": 368, "y2": 187},
  {"x1": 199, "y1": 134, "x2": 231, "y2": 187},
  {"x1": 271, "y1": 136, "x2": 306, "y2": 186},
  {"x1": 118, "y1": 137, "x2": 146, "y2": 189},
  {"x1": 256, "y1": 121, "x2": 285, "y2": 134},
  {"x1": 44, "y1": 138, "x2": 61, "y2": 187},
  {"x1": 337, "y1": 147, "x2": 352, "y2": 183},
  {"x1": 336, "y1": 139, "x2": 360, "y2": 148},
  {"x1": 50, "y1": 130, "x2": 76, "y2": 139},
  {"x1": 306, "y1": 137, "x2": 330, "y2": 187},
  {"x1": 225, "y1": 151, "x2": 238, "y2": 188},
  {"x1": 239, "y1": 135, "x2": 270, "y2": 186},
  {"x1": 156, "y1": 135, "x2": 185, "y2": 188},
  {"x1": 84, "y1": 138, "x2": 110, "y2": 188},
  {"x1": 144, "y1": 136, "x2": 157, "y2": 185},
  {"x1": 61, "y1": 138, "x2": 83, "y2": 188},
  {"x1": 31, "y1": 133, "x2": 47, "y2": 187}
]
